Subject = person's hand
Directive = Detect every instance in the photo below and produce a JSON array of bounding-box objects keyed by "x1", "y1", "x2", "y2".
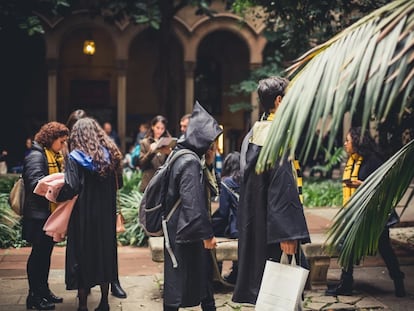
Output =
[
  {"x1": 343, "y1": 179, "x2": 362, "y2": 188},
  {"x1": 280, "y1": 240, "x2": 297, "y2": 255},
  {"x1": 150, "y1": 142, "x2": 157, "y2": 152},
  {"x1": 203, "y1": 236, "x2": 217, "y2": 249}
]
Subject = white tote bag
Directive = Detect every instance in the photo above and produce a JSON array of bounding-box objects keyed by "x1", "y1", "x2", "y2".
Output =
[{"x1": 256, "y1": 253, "x2": 309, "y2": 311}]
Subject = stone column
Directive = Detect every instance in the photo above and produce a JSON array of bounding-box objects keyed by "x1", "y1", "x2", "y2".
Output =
[
  {"x1": 250, "y1": 63, "x2": 262, "y2": 124},
  {"x1": 47, "y1": 58, "x2": 58, "y2": 121},
  {"x1": 117, "y1": 59, "x2": 127, "y2": 152},
  {"x1": 184, "y1": 61, "x2": 196, "y2": 114}
]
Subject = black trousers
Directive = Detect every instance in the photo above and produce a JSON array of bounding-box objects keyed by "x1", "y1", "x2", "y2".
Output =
[
  {"x1": 343, "y1": 228, "x2": 404, "y2": 280},
  {"x1": 27, "y1": 231, "x2": 55, "y2": 295}
]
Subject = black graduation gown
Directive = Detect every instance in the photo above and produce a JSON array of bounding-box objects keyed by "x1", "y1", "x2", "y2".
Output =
[
  {"x1": 232, "y1": 137, "x2": 310, "y2": 304},
  {"x1": 57, "y1": 157, "x2": 118, "y2": 290}
]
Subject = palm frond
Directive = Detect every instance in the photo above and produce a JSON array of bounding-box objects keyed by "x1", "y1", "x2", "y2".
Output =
[
  {"x1": 254, "y1": 0, "x2": 414, "y2": 267},
  {"x1": 256, "y1": 0, "x2": 414, "y2": 173},
  {"x1": 325, "y1": 139, "x2": 414, "y2": 269}
]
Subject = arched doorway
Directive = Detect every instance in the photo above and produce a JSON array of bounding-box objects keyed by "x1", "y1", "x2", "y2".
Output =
[
  {"x1": 59, "y1": 27, "x2": 116, "y2": 126},
  {"x1": 127, "y1": 28, "x2": 184, "y2": 140},
  {"x1": 195, "y1": 30, "x2": 250, "y2": 154}
]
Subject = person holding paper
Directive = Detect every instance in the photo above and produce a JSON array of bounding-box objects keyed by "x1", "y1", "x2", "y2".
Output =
[{"x1": 137, "y1": 115, "x2": 172, "y2": 192}]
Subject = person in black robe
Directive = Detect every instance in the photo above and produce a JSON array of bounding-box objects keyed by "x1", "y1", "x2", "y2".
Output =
[
  {"x1": 232, "y1": 76, "x2": 311, "y2": 305},
  {"x1": 57, "y1": 117, "x2": 124, "y2": 311},
  {"x1": 162, "y1": 101, "x2": 222, "y2": 311}
]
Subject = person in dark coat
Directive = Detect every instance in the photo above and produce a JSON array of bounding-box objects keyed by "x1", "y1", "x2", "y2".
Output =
[
  {"x1": 22, "y1": 121, "x2": 69, "y2": 310},
  {"x1": 212, "y1": 151, "x2": 241, "y2": 284},
  {"x1": 57, "y1": 117, "x2": 124, "y2": 311},
  {"x1": 325, "y1": 126, "x2": 405, "y2": 297},
  {"x1": 162, "y1": 102, "x2": 222, "y2": 311},
  {"x1": 232, "y1": 76, "x2": 311, "y2": 305}
]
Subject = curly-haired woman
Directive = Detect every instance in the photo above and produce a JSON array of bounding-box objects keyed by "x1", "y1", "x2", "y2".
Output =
[{"x1": 57, "y1": 117, "x2": 123, "y2": 311}]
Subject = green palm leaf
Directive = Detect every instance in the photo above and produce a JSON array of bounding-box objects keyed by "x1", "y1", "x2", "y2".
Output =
[
  {"x1": 256, "y1": 0, "x2": 414, "y2": 173},
  {"x1": 255, "y1": 0, "x2": 414, "y2": 266},
  {"x1": 325, "y1": 139, "x2": 414, "y2": 269}
]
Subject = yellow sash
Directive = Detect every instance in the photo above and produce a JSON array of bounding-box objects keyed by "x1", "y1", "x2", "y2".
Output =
[
  {"x1": 342, "y1": 153, "x2": 363, "y2": 206},
  {"x1": 44, "y1": 148, "x2": 63, "y2": 213}
]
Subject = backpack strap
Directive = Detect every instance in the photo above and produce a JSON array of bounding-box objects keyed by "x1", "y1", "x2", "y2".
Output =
[
  {"x1": 221, "y1": 180, "x2": 240, "y2": 201},
  {"x1": 164, "y1": 149, "x2": 199, "y2": 221},
  {"x1": 161, "y1": 148, "x2": 199, "y2": 269}
]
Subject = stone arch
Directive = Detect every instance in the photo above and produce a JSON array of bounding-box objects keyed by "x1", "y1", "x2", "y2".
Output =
[
  {"x1": 174, "y1": 14, "x2": 267, "y2": 64},
  {"x1": 42, "y1": 14, "x2": 119, "y2": 60}
]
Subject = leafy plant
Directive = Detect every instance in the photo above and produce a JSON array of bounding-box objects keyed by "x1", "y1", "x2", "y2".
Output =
[
  {"x1": 255, "y1": 0, "x2": 414, "y2": 267},
  {"x1": 117, "y1": 170, "x2": 147, "y2": 246},
  {"x1": 0, "y1": 193, "x2": 23, "y2": 248},
  {"x1": 310, "y1": 146, "x2": 346, "y2": 178},
  {"x1": 325, "y1": 139, "x2": 414, "y2": 269},
  {"x1": 257, "y1": 0, "x2": 414, "y2": 171},
  {"x1": 303, "y1": 180, "x2": 342, "y2": 208}
]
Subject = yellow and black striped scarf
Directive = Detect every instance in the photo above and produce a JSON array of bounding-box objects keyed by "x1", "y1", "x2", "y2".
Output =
[
  {"x1": 256, "y1": 112, "x2": 304, "y2": 204},
  {"x1": 44, "y1": 148, "x2": 63, "y2": 213},
  {"x1": 342, "y1": 153, "x2": 363, "y2": 206},
  {"x1": 292, "y1": 160, "x2": 304, "y2": 204}
]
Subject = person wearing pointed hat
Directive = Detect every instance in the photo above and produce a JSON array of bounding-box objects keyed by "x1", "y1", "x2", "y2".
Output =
[{"x1": 162, "y1": 102, "x2": 222, "y2": 311}]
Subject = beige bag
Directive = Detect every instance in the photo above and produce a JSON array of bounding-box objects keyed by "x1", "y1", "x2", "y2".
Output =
[
  {"x1": 0, "y1": 161, "x2": 7, "y2": 174},
  {"x1": 116, "y1": 212, "x2": 125, "y2": 233},
  {"x1": 9, "y1": 177, "x2": 25, "y2": 216}
]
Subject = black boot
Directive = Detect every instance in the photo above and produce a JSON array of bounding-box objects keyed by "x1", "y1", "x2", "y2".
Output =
[
  {"x1": 223, "y1": 262, "x2": 238, "y2": 285},
  {"x1": 26, "y1": 291, "x2": 55, "y2": 310},
  {"x1": 43, "y1": 288, "x2": 63, "y2": 303},
  {"x1": 325, "y1": 270, "x2": 353, "y2": 296},
  {"x1": 394, "y1": 278, "x2": 406, "y2": 297},
  {"x1": 111, "y1": 280, "x2": 127, "y2": 298}
]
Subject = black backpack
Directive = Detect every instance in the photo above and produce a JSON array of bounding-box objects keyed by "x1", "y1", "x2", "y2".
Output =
[{"x1": 139, "y1": 148, "x2": 198, "y2": 237}]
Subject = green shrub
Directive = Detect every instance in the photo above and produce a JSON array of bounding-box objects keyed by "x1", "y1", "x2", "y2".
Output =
[
  {"x1": 303, "y1": 179, "x2": 342, "y2": 208},
  {"x1": 117, "y1": 170, "x2": 147, "y2": 246},
  {"x1": 0, "y1": 193, "x2": 25, "y2": 248}
]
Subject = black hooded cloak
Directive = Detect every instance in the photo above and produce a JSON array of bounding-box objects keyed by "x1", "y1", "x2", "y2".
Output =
[{"x1": 163, "y1": 102, "x2": 223, "y2": 308}]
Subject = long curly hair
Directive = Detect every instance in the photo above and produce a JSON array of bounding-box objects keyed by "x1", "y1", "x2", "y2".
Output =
[
  {"x1": 69, "y1": 117, "x2": 123, "y2": 176},
  {"x1": 348, "y1": 126, "x2": 380, "y2": 158},
  {"x1": 34, "y1": 121, "x2": 69, "y2": 148}
]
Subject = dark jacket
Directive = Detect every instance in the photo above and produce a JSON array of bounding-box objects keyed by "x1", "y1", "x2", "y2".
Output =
[
  {"x1": 232, "y1": 120, "x2": 310, "y2": 304},
  {"x1": 22, "y1": 141, "x2": 51, "y2": 219},
  {"x1": 162, "y1": 102, "x2": 222, "y2": 308},
  {"x1": 357, "y1": 153, "x2": 399, "y2": 227},
  {"x1": 212, "y1": 176, "x2": 239, "y2": 238}
]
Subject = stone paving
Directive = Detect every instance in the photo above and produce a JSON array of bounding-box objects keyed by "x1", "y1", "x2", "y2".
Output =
[{"x1": 1, "y1": 201, "x2": 413, "y2": 310}]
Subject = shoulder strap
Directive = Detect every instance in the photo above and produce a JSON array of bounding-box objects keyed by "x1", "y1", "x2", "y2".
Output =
[
  {"x1": 221, "y1": 180, "x2": 240, "y2": 201},
  {"x1": 164, "y1": 149, "x2": 199, "y2": 221},
  {"x1": 167, "y1": 148, "x2": 198, "y2": 166}
]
